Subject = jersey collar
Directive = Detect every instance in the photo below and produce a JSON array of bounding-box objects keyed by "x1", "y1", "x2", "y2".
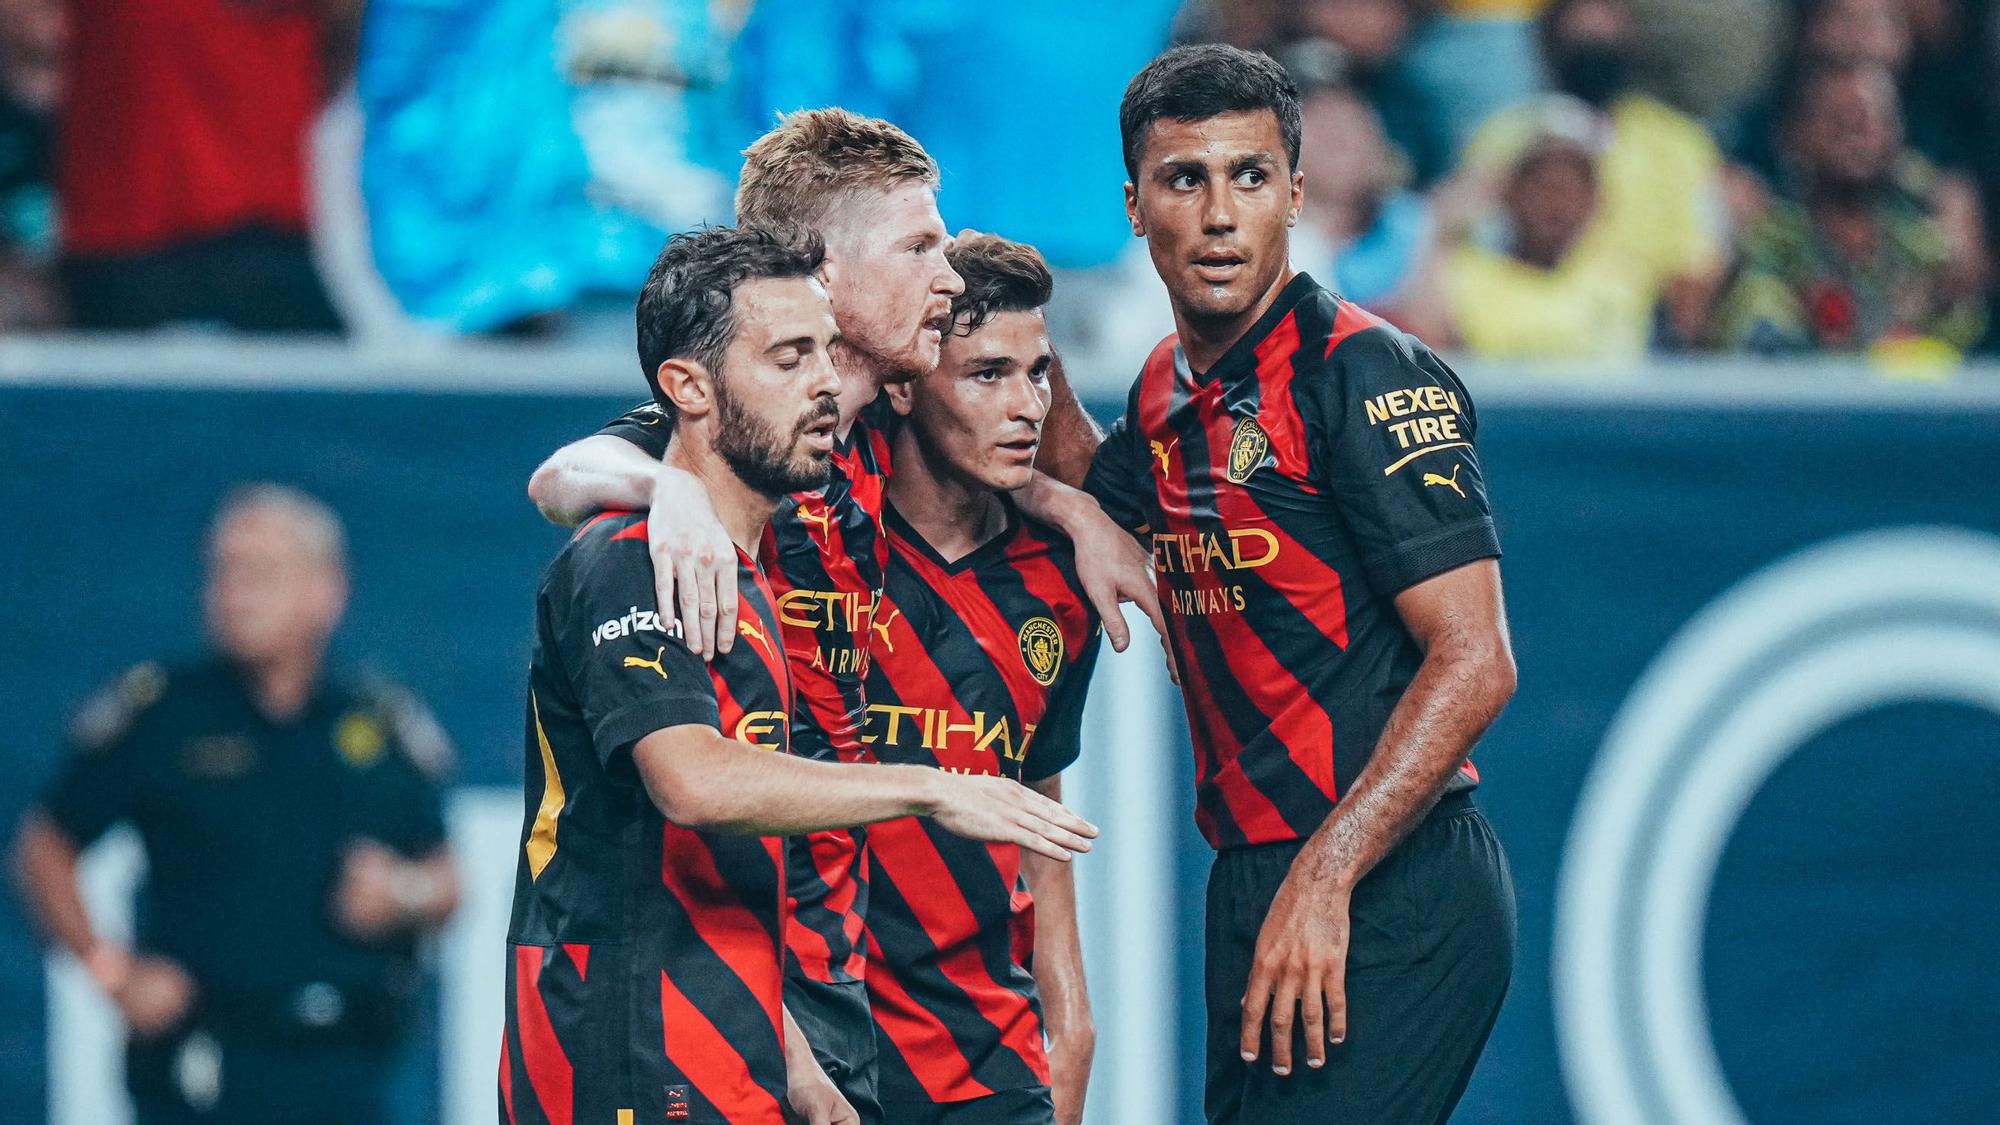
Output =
[
  {"x1": 884, "y1": 495, "x2": 1020, "y2": 576},
  {"x1": 1179, "y1": 271, "x2": 1322, "y2": 385}
]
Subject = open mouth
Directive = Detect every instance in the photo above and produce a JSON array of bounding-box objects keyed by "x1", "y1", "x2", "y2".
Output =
[
  {"x1": 802, "y1": 413, "x2": 837, "y2": 449},
  {"x1": 1193, "y1": 250, "x2": 1246, "y2": 282},
  {"x1": 997, "y1": 436, "x2": 1040, "y2": 459}
]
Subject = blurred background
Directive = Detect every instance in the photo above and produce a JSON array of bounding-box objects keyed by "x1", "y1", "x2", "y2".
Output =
[{"x1": 2, "y1": 0, "x2": 1997, "y2": 1122}]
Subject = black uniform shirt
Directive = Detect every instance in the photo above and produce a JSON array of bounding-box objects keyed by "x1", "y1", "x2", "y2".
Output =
[{"x1": 38, "y1": 657, "x2": 452, "y2": 1036}]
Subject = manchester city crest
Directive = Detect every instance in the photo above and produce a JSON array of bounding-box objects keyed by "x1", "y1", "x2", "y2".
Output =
[
  {"x1": 1226, "y1": 416, "x2": 1270, "y2": 484},
  {"x1": 1017, "y1": 617, "x2": 1064, "y2": 686}
]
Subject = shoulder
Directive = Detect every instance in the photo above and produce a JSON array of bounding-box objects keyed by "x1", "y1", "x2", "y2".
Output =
[
  {"x1": 1007, "y1": 515, "x2": 1097, "y2": 626},
  {"x1": 553, "y1": 509, "x2": 652, "y2": 574},
  {"x1": 332, "y1": 672, "x2": 456, "y2": 781},
  {"x1": 67, "y1": 659, "x2": 176, "y2": 753}
]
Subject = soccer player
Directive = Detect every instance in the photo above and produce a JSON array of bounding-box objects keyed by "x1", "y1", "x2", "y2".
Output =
[
  {"x1": 863, "y1": 234, "x2": 1099, "y2": 1125},
  {"x1": 525, "y1": 110, "x2": 1159, "y2": 1120},
  {"x1": 1082, "y1": 46, "x2": 1520, "y2": 1124},
  {"x1": 502, "y1": 225, "x2": 1096, "y2": 1125}
]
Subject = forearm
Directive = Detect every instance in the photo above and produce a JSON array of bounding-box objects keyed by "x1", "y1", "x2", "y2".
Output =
[
  {"x1": 782, "y1": 1004, "x2": 816, "y2": 1070},
  {"x1": 1034, "y1": 352, "x2": 1105, "y2": 489},
  {"x1": 1022, "y1": 849, "x2": 1092, "y2": 1043},
  {"x1": 527, "y1": 435, "x2": 662, "y2": 526},
  {"x1": 12, "y1": 814, "x2": 101, "y2": 959},
  {"x1": 390, "y1": 850, "x2": 460, "y2": 932},
  {"x1": 1292, "y1": 640, "x2": 1513, "y2": 890},
  {"x1": 1013, "y1": 471, "x2": 1099, "y2": 536},
  {"x1": 637, "y1": 729, "x2": 939, "y2": 835}
]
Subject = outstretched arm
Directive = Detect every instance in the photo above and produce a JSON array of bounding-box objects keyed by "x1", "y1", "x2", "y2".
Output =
[
  {"x1": 632, "y1": 727, "x2": 1098, "y2": 862},
  {"x1": 1239, "y1": 559, "x2": 1514, "y2": 1074}
]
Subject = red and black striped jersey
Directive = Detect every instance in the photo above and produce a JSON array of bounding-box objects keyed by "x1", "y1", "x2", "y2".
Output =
[
  {"x1": 596, "y1": 404, "x2": 887, "y2": 984},
  {"x1": 861, "y1": 500, "x2": 1102, "y2": 1105},
  {"x1": 1083, "y1": 275, "x2": 1500, "y2": 850},
  {"x1": 503, "y1": 510, "x2": 795, "y2": 1125}
]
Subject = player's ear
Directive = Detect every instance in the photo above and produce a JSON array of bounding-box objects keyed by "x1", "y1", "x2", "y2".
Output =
[
  {"x1": 1287, "y1": 168, "x2": 1304, "y2": 227},
  {"x1": 657, "y1": 358, "x2": 716, "y2": 419},
  {"x1": 882, "y1": 379, "x2": 915, "y2": 417},
  {"x1": 1125, "y1": 181, "x2": 1145, "y2": 237}
]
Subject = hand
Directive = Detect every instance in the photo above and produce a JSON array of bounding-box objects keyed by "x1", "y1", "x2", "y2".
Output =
[
  {"x1": 650, "y1": 464, "x2": 738, "y2": 661},
  {"x1": 784, "y1": 1044, "x2": 859, "y2": 1125},
  {"x1": 1065, "y1": 501, "x2": 1178, "y2": 685},
  {"x1": 1239, "y1": 863, "x2": 1351, "y2": 1076},
  {"x1": 1046, "y1": 1025, "x2": 1096, "y2": 1125},
  {"x1": 114, "y1": 954, "x2": 195, "y2": 1039},
  {"x1": 926, "y1": 773, "x2": 1099, "y2": 862},
  {"x1": 333, "y1": 841, "x2": 406, "y2": 941}
]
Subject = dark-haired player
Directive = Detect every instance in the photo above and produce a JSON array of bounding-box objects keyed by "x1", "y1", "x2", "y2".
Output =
[
  {"x1": 1084, "y1": 45, "x2": 1520, "y2": 1124},
  {"x1": 523, "y1": 110, "x2": 1162, "y2": 1121},
  {"x1": 863, "y1": 233, "x2": 1100, "y2": 1125},
  {"x1": 502, "y1": 226, "x2": 1097, "y2": 1125}
]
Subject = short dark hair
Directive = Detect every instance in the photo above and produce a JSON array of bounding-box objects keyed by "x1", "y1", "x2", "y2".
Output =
[
  {"x1": 945, "y1": 233, "x2": 1053, "y2": 335},
  {"x1": 1118, "y1": 44, "x2": 1303, "y2": 181},
  {"x1": 635, "y1": 225, "x2": 826, "y2": 409}
]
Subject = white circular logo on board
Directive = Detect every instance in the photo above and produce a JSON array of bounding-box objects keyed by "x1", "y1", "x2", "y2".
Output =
[{"x1": 1553, "y1": 527, "x2": 2000, "y2": 1125}]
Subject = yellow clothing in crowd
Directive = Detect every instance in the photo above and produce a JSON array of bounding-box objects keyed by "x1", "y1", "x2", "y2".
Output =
[
  {"x1": 1465, "y1": 92, "x2": 1728, "y2": 293},
  {"x1": 1442, "y1": 241, "x2": 1656, "y2": 361}
]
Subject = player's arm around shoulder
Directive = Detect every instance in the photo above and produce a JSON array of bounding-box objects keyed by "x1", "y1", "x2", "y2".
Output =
[{"x1": 527, "y1": 404, "x2": 741, "y2": 661}]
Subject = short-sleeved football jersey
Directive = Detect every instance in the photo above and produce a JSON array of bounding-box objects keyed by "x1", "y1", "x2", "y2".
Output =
[
  {"x1": 1084, "y1": 274, "x2": 1500, "y2": 850},
  {"x1": 862, "y1": 501, "x2": 1101, "y2": 1105},
  {"x1": 596, "y1": 403, "x2": 886, "y2": 985},
  {"x1": 502, "y1": 510, "x2": 795, "y2": 1125}
]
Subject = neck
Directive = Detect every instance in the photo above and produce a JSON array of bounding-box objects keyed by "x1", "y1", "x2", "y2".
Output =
[
  {"x1": 242, "y1": 648, "x2": 320, "y2": 723},
  {"x1": 1175, "y1": 266, "x2": 1297, "y2": 374},
  {"x1": 664, "y1": 438, "x2": 780, "y2": 555},
  {"x1": 831, "y1": 339, "x2": 888, "y2": 442},
  {"x1": 887, "y1": 430, "x2": 1006, "y2": 563}
]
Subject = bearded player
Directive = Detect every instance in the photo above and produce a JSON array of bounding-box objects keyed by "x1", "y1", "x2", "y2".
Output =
[
  {"x1": 862, "y1": 233, "x2": 1100, "y2": 1125},
  {"x1": 526, "y1": 111, "x2": 1160, "y2": 1121},
  {"x1": 502, "y1": 225, "x2": 1097, "y2": 1125},
  {"x1": 1083, "y1": 46, "x2": 1519, "y2": 1124}
]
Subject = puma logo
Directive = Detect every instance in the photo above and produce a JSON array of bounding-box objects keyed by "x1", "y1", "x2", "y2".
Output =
[
  {"x1": 1422, "y1": 464, "x2": 1466, "y2": 499},
  {"x1": 622, "y1": 647, "x2": 670, "y2": 680},
  {"x1": 1149, "y1": 437, "x2": 1178, "y2": 475},
  {"x1": 738, "y1": 618, "x2": 776, "y2": 658},
  {"x1": 795, "y1": 502, "x2": 834, "y2": 539},
  {"x1": 868, "y1": 606, "x2": 901, "y2": 654}
]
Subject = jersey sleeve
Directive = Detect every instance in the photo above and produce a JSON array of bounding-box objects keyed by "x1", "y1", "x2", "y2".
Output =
[
  {"x1": 547, "y1": 536, "x2": 719, "y2": 764},
  {"x1": 1081, "y1": 402, "x2": 1151, "y2": 536},
  {"x1": 595, "y1": 400, "x2": 673, "y2": 459},
  {"x1": 1305, "y1": 326, "x2": 1501, "y2": 595},
  {"x1": 356, "y1": 682, "x2": 455, "y2": 855},
  {"x1": 1023, "y1": 625, "x2": 1103, "y2": 782},
  {"x1": 38, "y1": 664, "x2": 166, "y2": 847}
]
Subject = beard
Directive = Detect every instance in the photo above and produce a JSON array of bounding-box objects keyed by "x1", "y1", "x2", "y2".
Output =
[{"x1": 716, "y1": 389, "x2": 836, "y2": 497}]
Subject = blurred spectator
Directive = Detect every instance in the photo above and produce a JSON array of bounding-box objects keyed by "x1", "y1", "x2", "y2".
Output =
[
  {"x1": 1715, "y1": 59, "x2": 1987, "y2": 356},
  {"x1": 1463, "y1": 0, "x2": 1729, "y2": 345},
  {"x1": 9, "y1": 0, "x2": 362, "y2": 332},
  {"x1": 0, "y1": 0, "x2": 59, "y2": 328},
  {"x1": 1294, "y1": 83, "x2": 1434, "y2": 320},
  {"x1": 12, "y1": 485, "x2": 458, "y2": 1125},
  {"x1": 1425, "y1": 102, "x2": 1655, "y2": 360}
]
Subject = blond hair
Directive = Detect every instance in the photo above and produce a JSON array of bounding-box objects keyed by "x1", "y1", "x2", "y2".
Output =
[{"x1": 734, "y1": 108, "x2": 940, "y2": 234}]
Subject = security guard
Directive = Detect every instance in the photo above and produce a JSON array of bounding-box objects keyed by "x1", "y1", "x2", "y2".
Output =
[{"x1": 12, "y1": 484, "x2": 460, "y2": 1125}]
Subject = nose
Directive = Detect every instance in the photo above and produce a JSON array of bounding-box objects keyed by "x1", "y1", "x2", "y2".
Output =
[
  {"x1": 1010, "y1": 373, "x2": 1050, "y2": 424},
  {"x1": 806, "y1": 348, "x2": 840, "y2": 400},
  {"x1": 1201, "y1": 181, "x2": 1236, "y2": 235},
  {"x1": 936, "y1": 257, "x2": 965, "y2": 298}
]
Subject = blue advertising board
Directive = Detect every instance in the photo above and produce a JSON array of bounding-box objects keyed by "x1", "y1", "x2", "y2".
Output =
[{"x1": 2, "y1": 370, "x2": 1996, "y2": 1123}]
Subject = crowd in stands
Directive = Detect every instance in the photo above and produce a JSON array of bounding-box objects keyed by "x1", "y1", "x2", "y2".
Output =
[{"x1": 0, "y1": 0, "x2": 1995, "y2": 364}]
